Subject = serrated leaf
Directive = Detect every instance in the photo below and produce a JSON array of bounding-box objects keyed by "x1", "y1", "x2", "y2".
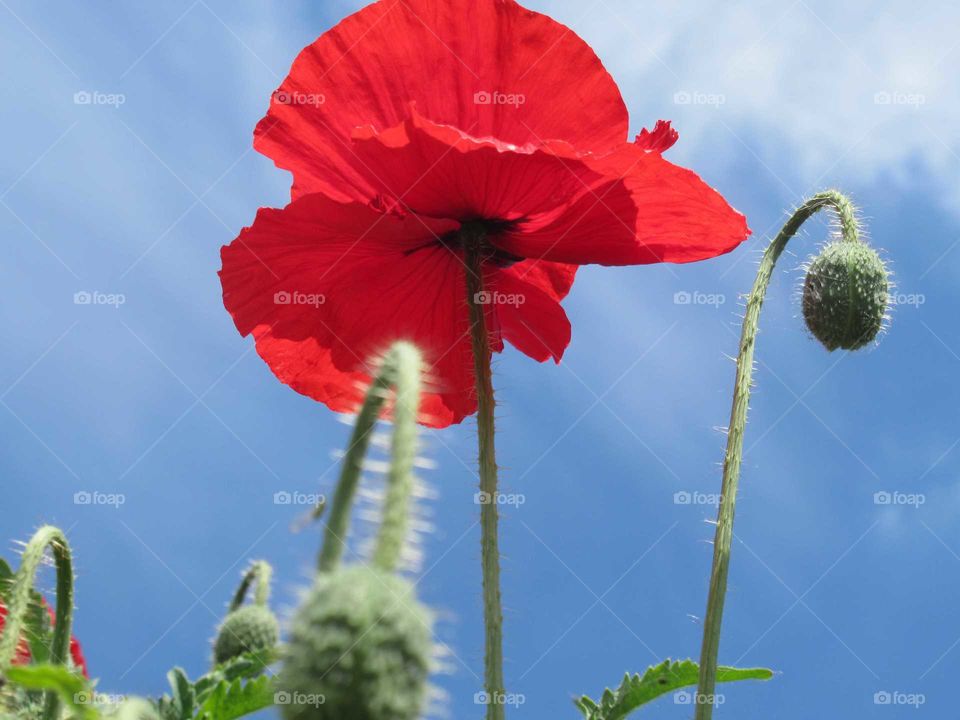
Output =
[
  {"x1": 195, "y1": 676, "x2": 274, "y2": 720},
  {"x1": 22, "y1": 590, "x2": 54, "y2": 664},
  {"x1": 190, "y1": 649, "x2": 278, "y2": 707},
  {"x1": 5, "y1": 663, "x2": 98, "y2": 720},
  {"x1": 575, "y1": 659, "x2": 773, "y2": 720},
  {"x1": 166, "y1": 667, "x2": 195, "y2": 720},
  {"x1": 0, "y1": 557, "x2": 13, "y2": 584}
]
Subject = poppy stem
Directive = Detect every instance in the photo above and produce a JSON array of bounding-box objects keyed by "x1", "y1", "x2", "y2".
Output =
[
  {"x1": 228, "y1": 559, "x2": 273, "y2": 610},
  {"x1": 464, "y1": 228, "x2": 506, "y2": 720},
  {"x1": 318, "y1": 342, "x2": 423, "y2": 574},
  {"x1": 694, "y1": 191, "x2": 860, "y2": 720},
  {"x1": 0, "y1": 526, "x2": 74, "y2": 720}
]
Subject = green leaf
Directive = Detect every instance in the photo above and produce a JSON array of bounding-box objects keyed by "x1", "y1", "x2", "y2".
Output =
[
  {"x1": 575, "y1": 659, "x2": 774, "y2": 720},
  {"x1": 5, "y1": 663, "x2": 99, "y2": 720},
  {"x1": 0, "y1": 555, "x2": 58, "y2": 665},
  {"x1": 195, "y1": 676, "x2": 275, "y2": 720},
  {"x1": 166, "y1": 667, "x2": 195, "y2": 720}
]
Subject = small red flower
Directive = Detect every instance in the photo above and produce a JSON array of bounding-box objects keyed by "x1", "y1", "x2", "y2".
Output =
[
  {"x1": 0, "y1": 599, "x2": 89, "y2": 678},
  {"x1": 220, "y1": 0, "x2": 750, "y2": 427}
]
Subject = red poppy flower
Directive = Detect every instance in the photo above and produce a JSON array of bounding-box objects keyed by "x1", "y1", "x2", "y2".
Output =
[
  {"x1": 0, "y1": 599, "x2": 88, "y2": 677},
  {"x1": 220, "y1": 0, "x2": 750, "y2": 427}
]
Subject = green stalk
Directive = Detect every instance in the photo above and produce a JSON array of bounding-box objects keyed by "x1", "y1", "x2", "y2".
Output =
[
  {"x1": 317, "y1": 341, "x2": 423, "y2": 574},
  {"x1": 371, "y1": 343, "x2": 422, "y2": 572},
  {"x1": 694, "y1": 191, "x2": 860, "y2": 719},
  {"x1": 463, "y1": 226, "x2": 506, "y2": 720},
  {"x1": 0, "y1": 526, "x2": 74, "y2": 720},
  {"x1": 228, "y1": 560, "x2": 273, "y2": 610}
]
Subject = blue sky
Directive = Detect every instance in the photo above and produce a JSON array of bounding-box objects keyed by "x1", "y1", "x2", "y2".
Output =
[{"x1": 1, "y1": 1, "x2": 958, "y2": 718}]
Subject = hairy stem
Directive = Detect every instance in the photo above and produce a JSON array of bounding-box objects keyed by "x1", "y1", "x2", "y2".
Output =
[
  {"x1": 372, "y1": 344, "x2": 422, "y2": 572},
  {"x1": 694, "y1": 191, "x2": 860, "y2": 720},
  {"x1": 0, "y1": 526, "x2": 74, "y2": 720},
  {"x1": 318, "y1": 342, "x2": 423, "y2": 574},
  {"x1": 464, "y1": 228, "x2": 506, "y2": 720},
  {"x1": 229, "y1": 560, "x2": 273, "y2": 611}
]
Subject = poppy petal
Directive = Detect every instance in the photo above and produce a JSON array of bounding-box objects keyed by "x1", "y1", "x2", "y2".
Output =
[
  {"x1": 489, "y1": 264, "x2": 572, "y2": 363},
  {"x1": 497, "y1": 144, "x2": 751, "y2": 265},
  {"x1": 220, "y1": 194, "x2": 491, "y2": 427},
  {"x1": 350, "y1": 112, "x2": 632, "y2": 226},
  {"x1": 254, "y1": 0, "x2": 628, "y2": 202}
]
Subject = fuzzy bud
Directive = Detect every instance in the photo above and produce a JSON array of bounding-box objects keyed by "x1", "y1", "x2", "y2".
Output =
[
  {"x1": 213, "y1": 604, "x2": 279, "y2": 665},
  {"x1": 279, "y1": 566, "x2": 432, "y2": 720},
  {"x1": 802, "y1": 241, "x2": 889, "y2": 351}
]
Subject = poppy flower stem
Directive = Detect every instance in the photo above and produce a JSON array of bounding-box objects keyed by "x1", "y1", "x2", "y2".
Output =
[
  {"x1": 0, "y1": 526, "x2": 74, "y2": 720},
  {"x1": 318, "y1": 342, "x2": 423, "y2": 574},
  {"x1": 228, "y1": 560, "x2": 273, "y2": 610},
  {"x1": 694, "y1": 190, "x2": 860, "y2": 720},
  {"x1": 463, "y1": 228, "x2": 506, "y2": 720}
]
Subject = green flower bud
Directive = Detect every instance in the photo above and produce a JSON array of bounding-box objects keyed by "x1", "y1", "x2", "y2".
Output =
[
  {"x1": 213, "y1": 604, "x2": 279, "y2": 665},
  {"x1": 279, "y1": 566, "x2": 432, "y2": 720},
  {"x1": 802, "y1": 240, "x2": 889, "y2": 351}
]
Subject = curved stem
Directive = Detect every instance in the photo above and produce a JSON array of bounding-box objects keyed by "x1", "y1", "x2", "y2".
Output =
[
  {"x1": 464, "y1": 228, "x2": 505, "y2": 720},
  {"x1": 694, "y1": 191, "x2": 860, "y2": 720},
  {"x1": 228, "y1": 560, "x2": 273, "y2": 611},
  {"x1": 317, "y1": 342, "x2": 423, "y2": 574},
  {"x1": 0, "y1": 526, "x2": 74, "y2": 720}
]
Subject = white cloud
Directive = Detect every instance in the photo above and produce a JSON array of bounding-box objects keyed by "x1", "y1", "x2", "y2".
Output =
[{"x1": 525, "y1": 0, "x2": 960, "y2": 207}]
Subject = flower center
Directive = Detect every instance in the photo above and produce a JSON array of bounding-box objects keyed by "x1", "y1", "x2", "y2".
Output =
[
  {"x1": 444, "y1": 218, "x2": 524, "y2": 267},
  {"x1": 403, "y1": 218, "x2": 524, "y2": 267}
]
